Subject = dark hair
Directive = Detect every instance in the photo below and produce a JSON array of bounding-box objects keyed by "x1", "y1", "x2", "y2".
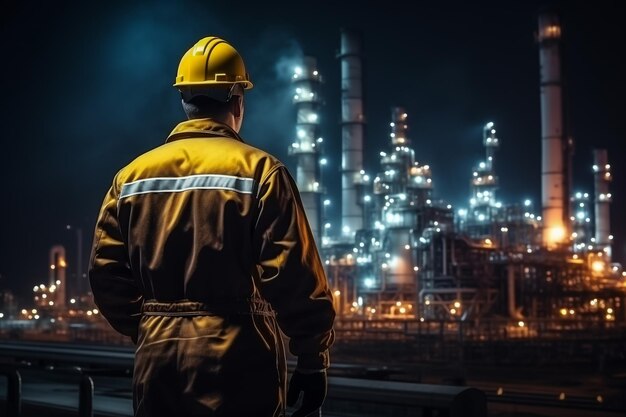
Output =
[{"x1": 182, "y1": 95, "x2": 233, "y2": 119}]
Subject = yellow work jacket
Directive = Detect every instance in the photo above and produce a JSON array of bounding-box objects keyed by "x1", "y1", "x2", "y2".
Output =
[{"x1": 89, "y1": 118, "x2": 335, "y2": 369}]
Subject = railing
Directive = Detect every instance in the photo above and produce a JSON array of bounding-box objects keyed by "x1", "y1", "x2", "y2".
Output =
[
  {"x1": 0, "y1": 341, "x2": 488, "y2": 417},
  {"x1": 0, "y1": 366, "x2": 21, "y2": 417},
  {"x1": 0, "y1": 363, "x2": 93, "y2": 417}
]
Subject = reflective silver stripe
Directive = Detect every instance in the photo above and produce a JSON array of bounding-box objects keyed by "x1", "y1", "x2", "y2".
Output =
[{"x1": 119, "y1": 174, "x2": 255, "y2": 199}]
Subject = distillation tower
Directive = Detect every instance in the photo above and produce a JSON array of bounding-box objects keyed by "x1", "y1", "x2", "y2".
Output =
[
  {"x1": 48, "y1": 245, "x2": 66, "y2": 309},
  {"x1": 593, "y1": 149, "x2": 612, "y2": 261},
  {"x1": 290, "y1": 57, "x2": 324, "y2": 244}
]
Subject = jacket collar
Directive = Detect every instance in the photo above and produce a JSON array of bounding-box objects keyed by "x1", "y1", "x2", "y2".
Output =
[{"x1": 166, "y1": 118, "x2": 245, "y2": 143}]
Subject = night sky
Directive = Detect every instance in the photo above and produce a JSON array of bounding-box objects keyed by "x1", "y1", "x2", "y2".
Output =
[{"x1": 1, "y1": 0, "x2": 624, "y2": 301}]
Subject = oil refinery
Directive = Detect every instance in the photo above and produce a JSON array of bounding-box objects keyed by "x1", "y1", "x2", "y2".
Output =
[{"x1": 288, "y1": 10, "x2": 624, "y2": 328}]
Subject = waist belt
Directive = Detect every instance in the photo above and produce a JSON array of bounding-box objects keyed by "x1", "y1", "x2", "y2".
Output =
[{"x1": 142, "y1": 298, "x2": 275, "y2": 317}]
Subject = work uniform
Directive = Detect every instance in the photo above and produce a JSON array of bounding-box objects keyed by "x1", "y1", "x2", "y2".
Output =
[{"x1": 89, "y1": 118, "x2": 336, "y2": 417}]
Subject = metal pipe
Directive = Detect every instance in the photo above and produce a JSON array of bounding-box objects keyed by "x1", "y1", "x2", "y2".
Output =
[
  {"x1": 507, "y1": 266, "x2": 523, "y2": 320},
  {"x1": 593, "y1": 149, "x2": 612, "y2": 259},
  {"x1": 538, "y1": 10, "x2": 567, "y2": 247},
  {"x1": 338, "y1": 29, "x2": 365, "y2": 238}
]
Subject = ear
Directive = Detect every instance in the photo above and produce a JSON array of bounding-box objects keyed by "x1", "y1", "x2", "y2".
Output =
[{"x1": 231, "y1": 96, "x2": 242, "y2": 118}]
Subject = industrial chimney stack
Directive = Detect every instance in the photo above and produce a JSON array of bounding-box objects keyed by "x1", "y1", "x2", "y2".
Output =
[
  {"x1": 538, "y1": 10, "x2": 568, "y2": 248},
  {"x1": 338, "y1": 29, "x2": 365, "y2": 238}
]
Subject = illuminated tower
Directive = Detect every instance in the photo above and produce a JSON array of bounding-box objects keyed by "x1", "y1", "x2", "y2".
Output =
[
  {"x1": 538, "y1": 10, "x2": 568, "y2": 247},
  {"x1": 593, "y1": 149, "x2": 612, "y2": 259},
  {"x1": 464, "y1": 122, "x2": 500, "y2": 237},
  {"x1": 569, "y1": 191, "x2": 592, "y2": 252},
  {"x1": 356, "y1": 108, "x2": 434, "y2": 309},
  {"x1": 49, "y1": 245, "x2": 66, "y2": 308},
  {"x1": 290, "y1": 57, "x2": 323, "y2": 244},
  {"x1": 338, "y1": 29, "x2": 365, "y2": 238}
]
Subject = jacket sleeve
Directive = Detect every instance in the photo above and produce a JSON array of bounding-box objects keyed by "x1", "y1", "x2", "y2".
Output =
[
  {"x1": 88, "y1": 181, "x2": 142, "y2": 342},
  {"x1": 253, "y1": 166, "x2": 336, "y2": 370}
]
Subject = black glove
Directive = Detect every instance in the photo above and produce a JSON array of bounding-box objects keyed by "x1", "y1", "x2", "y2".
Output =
[{"x1": 287, "y1": 369, "x2": 327, "y2": 417}]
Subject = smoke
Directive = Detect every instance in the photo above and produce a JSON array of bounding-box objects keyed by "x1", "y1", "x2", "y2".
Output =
[{"x1": 241, "y1": 31, "x2": 304, "y2": 167}]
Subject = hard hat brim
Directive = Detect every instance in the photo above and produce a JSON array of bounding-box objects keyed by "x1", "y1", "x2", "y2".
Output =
[{"x1": 173, "y1": 80, "x2": 254, "y2": 90}]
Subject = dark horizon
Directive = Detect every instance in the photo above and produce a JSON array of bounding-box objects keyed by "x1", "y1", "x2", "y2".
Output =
[{"x1": 1, "y1": 0, "x2": 625, "y2": 300}]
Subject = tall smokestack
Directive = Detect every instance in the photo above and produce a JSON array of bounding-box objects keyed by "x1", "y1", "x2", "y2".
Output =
[
  {"x1": 338, "y1": 29, "x2": 365, "y2": 238},
  {"x1": 290, "y1": 56, "x2": 323, "y2": 245},
  {"x1": 593, "y1": 149, "x2": 612, "y2": 259},
  {"x1": 538, "y1": 10, "x2": 567, "y2": 248}
]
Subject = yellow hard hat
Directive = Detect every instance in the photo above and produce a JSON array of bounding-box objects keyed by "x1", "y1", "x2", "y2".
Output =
[{"x1": 174, "y1": 37, "x2": 253, "y2": 91}]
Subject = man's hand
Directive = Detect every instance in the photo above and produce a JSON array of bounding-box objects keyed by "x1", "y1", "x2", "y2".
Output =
[{"x1": 287, "y1": 369, "x2": 327, "y2": 417}]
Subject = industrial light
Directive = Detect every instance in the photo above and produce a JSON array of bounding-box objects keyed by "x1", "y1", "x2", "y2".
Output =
[
  {"x1": 323, "y1": 199, "x2": 331, "y2": 206},
  {"x1": 547, "y1": 226, "x2": 565, "y2": 243},
  {"x1": 524, "y1": 199, "x2": 531, "y2": 206},
  {"x1": 591, "y1": 261, "x2": 605, "y2": 273}
]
